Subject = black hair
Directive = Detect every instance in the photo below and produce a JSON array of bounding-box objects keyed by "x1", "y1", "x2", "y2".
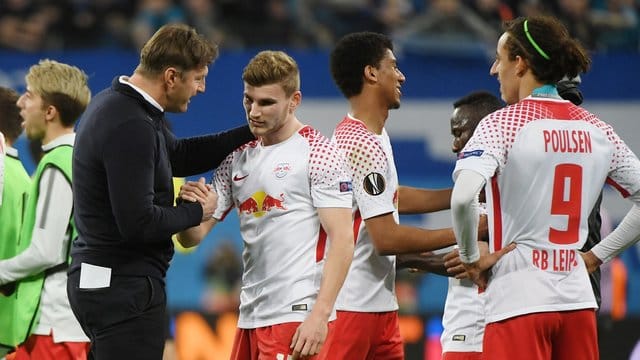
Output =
[
  {"x1": 330, "y1": 32, "x2": 393, "y2": 98},
  {"x1": 453, "y1": 91, "x2": 503, "y2": 120}
]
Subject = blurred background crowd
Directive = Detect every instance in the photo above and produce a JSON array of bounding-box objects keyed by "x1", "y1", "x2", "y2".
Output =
[{"x1": 1, "y1": 0, "x2": 639, "y2": 54}]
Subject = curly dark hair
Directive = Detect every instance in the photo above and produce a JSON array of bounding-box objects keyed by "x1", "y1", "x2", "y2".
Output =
[{"x1": 330, "y1": 32, "x2": 393, "y2": 98}]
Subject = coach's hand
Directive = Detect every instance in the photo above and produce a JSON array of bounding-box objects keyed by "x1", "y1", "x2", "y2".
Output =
[
  {"x1": 179, "y1": 177, "x2": 218, "y2": 222},
  {"x1": 290, "y1": 311, "x2": 327, "y2": 359}
]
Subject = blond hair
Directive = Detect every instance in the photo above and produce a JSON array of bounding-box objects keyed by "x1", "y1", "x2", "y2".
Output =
[
  {"x1": 26, "y1": 59, "x2": 91, "y2": 127},
  {"x1": 242, "y1": 51, "x2": 300, "y2": 97}
]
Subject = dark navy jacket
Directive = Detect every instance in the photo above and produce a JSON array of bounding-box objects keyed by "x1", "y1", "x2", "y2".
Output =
[{"x1": 71, "y1": 77, "x2": 253, "y2": 279}]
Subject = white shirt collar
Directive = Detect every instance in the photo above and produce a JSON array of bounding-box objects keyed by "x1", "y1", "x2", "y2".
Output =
[
  {"x1": 5, "y1": 146, "x2": 18, "y2": 157},
  {"x1": 119, "y1": 76, "x2": 164, "y2": 112},
  {"x1": 42, "y1": 133, "x2": 75, "y2": 151}
]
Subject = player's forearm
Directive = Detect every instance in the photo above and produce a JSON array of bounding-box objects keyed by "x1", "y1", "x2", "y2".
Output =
[
  {"x1": 591, "y1": 204, "x2": 640, "y2": 263},
  {"x1": 370, "y1": 220, "x2": 457, "y2": 255},
  {"x1": 314, "y1": 232, "x2": 353, "y2": 319},
  {"x1": 398, "y1": 186, "x2": 452, "y2": 214},
  {"x1": 176, "y1": 218, "x2": 217, "y2": 248},
  {"x1": 451, "y1": 171, "x2": 485, "y2": 263},
  {"x1": 396, "y1": 253, "x2": 449, "y2": 276}
]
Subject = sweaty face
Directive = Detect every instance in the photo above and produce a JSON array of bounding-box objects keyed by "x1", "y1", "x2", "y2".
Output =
[
  {"x1": 166, "y1": 66, "x2": 208, "y2": 113},
  {"x1": 450, "y1": 106, "x2": 477, "y2": 153},
  {"x1": 16, "y1": 87, "x2": 47, "y2": 141},
  {"x1": 377, "y1": 49, "x2": 405, "y2": 110},
  {"x1": 243, "y1": 82, "x2": 298, "y2": 146},
  {"x1": 490, "y1": 33, "x2": 519, "y2": 105}
]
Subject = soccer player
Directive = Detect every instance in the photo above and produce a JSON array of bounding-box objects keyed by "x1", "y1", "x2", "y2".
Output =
[
  {"x1": 324, "y1": 31, "x2": 489, "y2": 359},
  {"x1": 0, "y1": 60, "x2": 91, "y2": 359},
  {"x1": 451, "y1": 15, "x2": 640, "y2": 360},
  {"x1": 178, "y1": 50, "x2": 354, "y2": 360},
  {"x1": 0, "y1": 87, "x2": 31, "y2": 355},
  {"x1": 441, "y1": 91, "x2": 503, "y2": 360},
  {"x1": 68, "y1": 24, "x2": 254, "y2": 359}
]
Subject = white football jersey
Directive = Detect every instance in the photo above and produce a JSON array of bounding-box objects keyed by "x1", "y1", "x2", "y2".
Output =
[
  {"x1": 439, "y1": 242, "x2": 485, "y2": 353},
  {"x1": 441, "y1": 277, "x2": 484, "y2": 353},
  {"x1": 213, "y1": 125, "x2": 352, "y2": 329},
  {"x1": 332, "y1": 115, "x2": 398, "y2": 312},
  {"x1": 454, "y1": 96, "x2": 640, "y2": 323}
]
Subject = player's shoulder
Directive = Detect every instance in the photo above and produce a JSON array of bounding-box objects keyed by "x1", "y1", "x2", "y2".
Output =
[
  {"x1": 233, "y1": 138, "x2": 260, "y2": 154},
  {"x1": 298, "y1": 125, "x2": 343, "y2": 153},
  {"x1": 334, "y1": 116, "x2": 371, "y2": 139},
  {"x1": 298, "y1": 125, "x2": 329, "y2": 142},
  {"x1": 333, "y1": 116, "x2": 382, "y2": 151},
  {"x1": 486, "y1": 99, "x2": 548, "y2": 122}
]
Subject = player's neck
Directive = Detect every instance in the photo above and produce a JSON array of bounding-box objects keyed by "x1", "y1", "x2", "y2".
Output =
[
  {"x1": 261, "y1": 116, "x2": 303, "y2": 146},
  {"x1": 519, "y1": 76, "x2": 545, "y2": 102},
  {"x1": 349, "y1": 97, "x2": 388, "y2": 135},
  {"x1": 42, "y1": 125, "x2": 74, "y2": 146}
]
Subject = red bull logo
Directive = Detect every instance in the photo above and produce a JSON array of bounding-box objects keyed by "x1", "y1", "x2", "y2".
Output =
[{"x1": 237, "y1": 190, "x2": 287, "y2": 218}]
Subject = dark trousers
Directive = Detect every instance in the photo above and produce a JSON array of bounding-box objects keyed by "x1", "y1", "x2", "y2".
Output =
[{"x1": 67, "y1": 270, "x2": 166, "y2": 360}]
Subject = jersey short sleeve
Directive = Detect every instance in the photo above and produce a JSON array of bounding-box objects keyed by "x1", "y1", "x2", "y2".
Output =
[
  {"x1": 302, "y1": 127, "x2": 352, "y2": 209},
  {"x1": 333, "y1": 117, "x2": 396, "y2": 220}
]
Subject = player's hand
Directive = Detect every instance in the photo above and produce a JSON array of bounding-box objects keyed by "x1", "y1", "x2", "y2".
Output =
[
  {"x1": 446, "y1": 243, "x2": 516, "y2": 289},
  {"x1": 290, "y1": 312, "x2": 328, "y2": 359},
  {"x1": 397, "y1": 252, "x2": 448, "y2": 276},
  {"x1": 443, "y1": 242, "x2": 489, "y2": 277},
  {"x1": 580, "y1": 251, "x2": 602, "y2": 273},
  {"x1": 200, "y1": 189, "x2": 218, "y2": 223}
]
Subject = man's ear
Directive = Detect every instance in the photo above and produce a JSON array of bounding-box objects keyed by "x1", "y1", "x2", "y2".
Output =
[
  {"x1": 289, "y1": 91, "x2": 302, "y2": 112},
  {"x1": 164, "y1": 67, "x2": 180, "y2": 86},
  {"x1": 44, "y1": 104, "x2": 58, "y2": 123},
  {"x1": 514, "y1": 56, "x2": 528, "y2": 77},
  {"x1": 364, "y1": 65, "x2": 377, "y2": 82}
]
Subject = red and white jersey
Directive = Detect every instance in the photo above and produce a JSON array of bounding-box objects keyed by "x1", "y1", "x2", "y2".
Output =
[
  {"x1": 441, "y1": 277, "x2": 484, "y2": 353},
  {"x1": 213, "y1": 125, "x2": 352, "y2": 329},
  {"x1": 332, "y1": 115, "x2": 398, "y2": 312},
  {"x1": 454, "y1": 96, "x2": 640, "y2": 323}
]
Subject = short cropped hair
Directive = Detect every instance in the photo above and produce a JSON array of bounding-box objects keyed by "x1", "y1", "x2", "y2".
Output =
[
  {"x1": 0, "y1": 87, "x2": 22, "y2": 143},
  {"x1": 242, "y1": 51, "x2": 300, "y2": 97},
  {"x1": 137, "y1": 23, "x2": 218, "y2": 77},
  {"x1": 26, "y1": 59, "x2": 91, "y2": 128},
  {"x1": 503, "y1": 16, "x2": 591, "y2": 84},
  {"x1": 453, "y1": 91, "x2": 503, "y2": 120},
  {"x1": 330, "y1": 32, "x2": 393, "y2": 98}
]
